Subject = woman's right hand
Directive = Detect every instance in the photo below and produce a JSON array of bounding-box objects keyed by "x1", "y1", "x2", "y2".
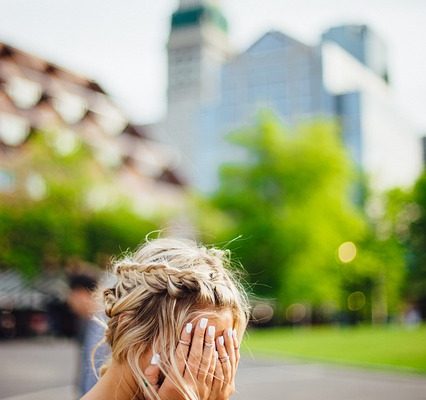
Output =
[
  {"x1": 209, "y1": 328, "x2": 240, "y2": 400},
  {"x1": 143, "y1": 318, "x2": 239, "y2": 400}
]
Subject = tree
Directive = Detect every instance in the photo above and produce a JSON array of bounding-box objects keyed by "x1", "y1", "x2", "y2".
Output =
[
  {"x1": 0, "y1": 130, "x2": 164, "y2": 278},
  {"x1": 408, "y1": 171, "x2": 426, "y2": 318},
  {"x1": 330, "y1": 182, "x2": 410, "y2": 324},
  {"x1": 196, "y1": 112, "x2": 366, "y2": 317}
]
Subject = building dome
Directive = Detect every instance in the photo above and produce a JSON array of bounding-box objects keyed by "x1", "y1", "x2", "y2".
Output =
[{"x1": 171, "y1": 1, "x2": 228, "y2": 33}]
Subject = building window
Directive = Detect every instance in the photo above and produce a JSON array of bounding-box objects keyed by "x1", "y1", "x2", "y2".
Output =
[
  {"x1": 0, "y1": 112, "x2": 30, "y2": 146},
  {"x1": 5, "y1": 76, "x2": 42, "y2": 109},
  {"x1": 52, "y1": 91, "x2": 87, "y2": 124}
]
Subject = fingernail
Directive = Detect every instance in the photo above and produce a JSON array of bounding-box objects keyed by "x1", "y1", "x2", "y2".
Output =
[
  {"x1": 151, "y1": 353, "x2": 160, "y2": 365},
  {"x1": 218, "y1": 336, "x2": 224, "y2": 346},
  {"x1": 185, "y1": 323, "x2": 192, "y2": 334},
  {"x1": 200, "y1": 318, "x2": 208, "y2": 329},
  {"x1": 233, "y1": 329, "x2": 237, "y2": 339},
  {"x1": 227, "y1": 328, "x2": 233, "y2": 338},
  {"x1": 208, "y1": 325, "x2": 215, "y2": 337}
]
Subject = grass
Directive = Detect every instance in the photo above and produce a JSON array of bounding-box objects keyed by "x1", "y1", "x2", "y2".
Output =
[{"x1": 241, "y1": 324, "x2": 426, "y2": 374}]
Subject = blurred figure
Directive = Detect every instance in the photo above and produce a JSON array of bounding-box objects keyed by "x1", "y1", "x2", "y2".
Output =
[
  {"x1": 0, "y1": 310, "x2": 16, "y2": 339},
  {"x1": 404, "y1": 303, "x2": 422, "y2": 328},
  {"x1": 67, "y1": 273, "x2": 109, "y2": 396}
]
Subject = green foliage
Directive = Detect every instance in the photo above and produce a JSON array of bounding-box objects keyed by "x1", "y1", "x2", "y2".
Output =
[
  {"x1": 193, "y1": 112, "x2": 411, "y2": 322},
  {"x1": 339, "y1": 187, "x2": 410, "y2": 322},
  {"x1": 0, "y1": 129, "x2": 164, "y2": 278},
  {"x1": 84, "y1": 207, "x2": 159, "y2": 267},
  {"x1": 0, "y1": 200, "x2": 86, "y2": 277},
  {"x1": 197, "y1": 112, "x2": 365, "y2": 310},
  {"x1": 408, "y1": 172, "x2": 426, "y2": 306}
]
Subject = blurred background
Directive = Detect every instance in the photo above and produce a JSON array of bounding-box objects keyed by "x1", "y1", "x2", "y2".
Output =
[{"x1": 0, "y1": 0, "x2": 426, "y2": 399}]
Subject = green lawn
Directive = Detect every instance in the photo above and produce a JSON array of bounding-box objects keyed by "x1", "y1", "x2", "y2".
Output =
[{"x1": 242, "y1": 324, "x2": 426, "y2": 374}]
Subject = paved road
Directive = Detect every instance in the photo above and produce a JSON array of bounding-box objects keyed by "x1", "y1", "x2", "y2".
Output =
[
  {"x1": 0, "y1": 339, "x2": 78, "y2": 399},
  {"x1": 1, "y1": 339, "x2": 426, "y2": 400}
]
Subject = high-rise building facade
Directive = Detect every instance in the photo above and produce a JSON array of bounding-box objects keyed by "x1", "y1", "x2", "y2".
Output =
[
  {"x1": 160, "y1": 1, "x2": 421, "y2": 192},
  {"x1": 321, "y1": 32, "x2": 420, "y2": 190},
  {"x1": 322, "y1": 25, "x2": 389, "y2": 83},
  {"x1": 162, "y1": 0, "x2": 231, "y2": 183},
  {"x1": 197, "y1": 30, "x2": 333, "y2": 190}
]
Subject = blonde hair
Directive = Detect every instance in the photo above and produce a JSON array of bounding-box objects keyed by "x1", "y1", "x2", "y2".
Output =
[{"x1": 99, "y1": 237, "x2": 250, "y2": 400}]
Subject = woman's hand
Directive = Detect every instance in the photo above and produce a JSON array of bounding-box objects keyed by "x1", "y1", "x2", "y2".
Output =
[
  {"x1": 210, "y1": 329, "x2": 240, "y2": 400},
  {"x1": 144, "y1": 319, "x2": 240, "y2": 400},
  {"x1": 144, "y1": 317, "x2": 217, "y2": 400}
]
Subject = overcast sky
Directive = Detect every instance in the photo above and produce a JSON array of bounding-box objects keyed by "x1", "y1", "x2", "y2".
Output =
[{"x1": 0, "y1": 0, "x2": 425, "y2": 130}]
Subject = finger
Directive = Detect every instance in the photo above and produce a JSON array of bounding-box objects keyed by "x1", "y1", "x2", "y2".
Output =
[
  {"x1": 144, "y1": 368, "x2": 160, "y2": 389},
  {"x1": 143, "y1": 354, "x2": 161, "y2": 398},
  {"x1": 233, "y1": 329, "x2": 240, "y2": 368},
  {"x1": 210, "y1": 351, "x2": 223, "y2": 397},
  {"x1": 205, "y1": 345, "x2": 217, "y2": 391},
  {"x1": 175, "y1": 322, "x2": 193, "y2": 375},
  {"x1": 198, "y1": 325, "x2": 216, "y2": 381},
  {"x1": 157, "y1": 325, "x2": 193, "y2": 400},
  {"x1": 216, "y1": 335, "x2": 231, "y2": 384},
  {"x1": 224, "y1": 327, "x2": 236, "y2": 376},
  {"x1": 185, "y1": 317, "x2": 208, "y2": 380}
]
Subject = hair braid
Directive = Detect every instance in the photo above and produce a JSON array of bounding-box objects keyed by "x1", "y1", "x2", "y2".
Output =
[{"x1": 97, "y1": 237, "x2": 250, "y2": 400}]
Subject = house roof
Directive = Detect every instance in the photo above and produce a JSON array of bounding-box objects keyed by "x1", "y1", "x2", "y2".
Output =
[{"x1": 0, "y1": 41, "x2": 184, "y2": 187}]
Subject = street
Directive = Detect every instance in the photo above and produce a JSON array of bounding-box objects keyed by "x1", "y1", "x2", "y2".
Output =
[{"x1": 1, "y1": 339, "x2": 426, "y2": 400}]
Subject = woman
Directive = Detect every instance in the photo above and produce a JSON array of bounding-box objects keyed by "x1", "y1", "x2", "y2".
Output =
[{"x1": 81, "y1": 237, "x2": 250, "y2": 400}]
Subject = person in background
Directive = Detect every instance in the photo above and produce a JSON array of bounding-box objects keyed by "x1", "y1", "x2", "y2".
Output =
[{"x1": 67, "y1": 273, "x2": 110, "y2": 396}]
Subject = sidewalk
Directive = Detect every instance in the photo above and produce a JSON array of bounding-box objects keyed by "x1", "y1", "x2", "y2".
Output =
[
  {"x1": 2, "y1": 339, "x2": 426, "y2": 400},
  {"x1": 2, "y1": 386, "x2": 74, "y2": 400}
]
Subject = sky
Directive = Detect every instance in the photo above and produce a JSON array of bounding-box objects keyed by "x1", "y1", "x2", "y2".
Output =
[{"x1": 0, "y1": 0, "x2": 425, "y2": 130}]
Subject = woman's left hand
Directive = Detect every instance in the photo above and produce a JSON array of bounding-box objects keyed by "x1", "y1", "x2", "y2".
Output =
[
  {"x1": 209, "y1": 328, "x2": 240, "y2": 400},
  {"x1": 143, "y1": 317, "x2": 217, "y2": 400}
]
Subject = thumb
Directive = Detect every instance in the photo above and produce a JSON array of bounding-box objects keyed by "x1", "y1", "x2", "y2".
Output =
[{"x1": 144, "y1": 353, "x2": 161, "y2": 390}]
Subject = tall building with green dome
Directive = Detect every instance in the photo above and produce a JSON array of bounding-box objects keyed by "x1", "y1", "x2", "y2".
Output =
[
  {"x1": 156, "y1": 3, "x2": 421, "y2": 193},
  {"x1": 162, "y1": 0, "x2": 231, "y2": 182}
]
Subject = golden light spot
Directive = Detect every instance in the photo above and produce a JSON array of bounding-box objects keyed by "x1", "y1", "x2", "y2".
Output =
[{"x1": 338, "y1": 241, "x2": 357, "y2": 263}]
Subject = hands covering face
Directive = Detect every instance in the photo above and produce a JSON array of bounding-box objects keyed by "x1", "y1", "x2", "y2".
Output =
[{"x1": 143, "y1": 317, "x2": 240, "y2": 400}]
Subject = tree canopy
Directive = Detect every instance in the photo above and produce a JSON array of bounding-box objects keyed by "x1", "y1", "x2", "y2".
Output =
[
  {"x1": 0, "y1": 130, "x2": 163, "y2": 278},
  {"x1": 198, "y1": 113, "x2": 365, "y2": 309},
  {"x1": 194, "y1": 112, "x2": 409, "y2": 323}
]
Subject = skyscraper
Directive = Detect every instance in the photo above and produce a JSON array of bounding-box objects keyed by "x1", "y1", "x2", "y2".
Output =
[
  {"x1": 322, "y1": 25, "x2": 389, "y2": 83},
  {"x1": 196, "y1": 30, "x2": 333, "y2": 190},
  {"x1": 159, "y1": 4, "x2": 421, "y2": 192},
  {"x1": 163, "y1": 0, "x2": 231, "y2": 182}
]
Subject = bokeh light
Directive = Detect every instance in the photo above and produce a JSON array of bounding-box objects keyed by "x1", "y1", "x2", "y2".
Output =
[
  {"x1": 251, "y1": 303, "x2": 274, "y2": 324},
  {"x1": 338, "y1": 241, "x2": 357, "y2": 263},
  {"x1": 286, "y1": 303, "x2": 307, "y2": 323}
]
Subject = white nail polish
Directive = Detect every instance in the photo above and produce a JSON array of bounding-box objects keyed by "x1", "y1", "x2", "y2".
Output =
[
  {"x1": 151, "y1": 353, "x2": 160, "y2": 365},
  {"x1": 185, "y1": 323, "x2": 192, "y2": 334},
  {"x1": 218, "y1": 336, "x2": 224, "y2": 346},
  {"x1": 233, "y1": 329, "x2": 237, "y2": 339},
  {"x1": 208, "y1": 325, "x2": 215, "y2": 337},
  {"x1": 227, "y1": 328, "x2": 233, "y2": 338},
  {"x1": 200, "y1": 318, "x2": 208, "y2": 329}
]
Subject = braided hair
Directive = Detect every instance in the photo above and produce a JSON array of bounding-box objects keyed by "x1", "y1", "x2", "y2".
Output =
[{"x1": 98, "y1": 237, "x2": 250, "y2": 400}]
